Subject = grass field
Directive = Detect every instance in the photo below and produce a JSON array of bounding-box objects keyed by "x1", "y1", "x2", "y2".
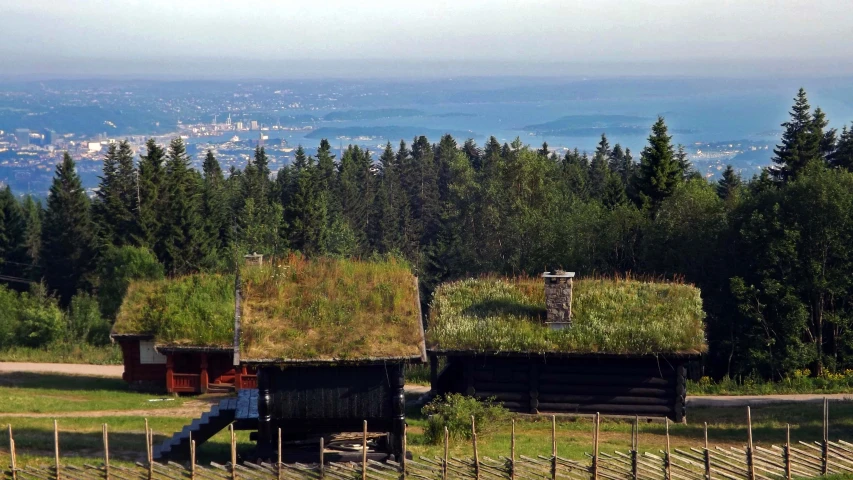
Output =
[
  {"x1": 2, "y1": 372, "x2": 853, "y2": 471},
  {"x1": 0, "y1": 344, "x2": 122, "y2": 365}
]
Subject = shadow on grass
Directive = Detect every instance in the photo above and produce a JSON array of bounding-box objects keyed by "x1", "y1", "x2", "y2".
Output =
[{"x1": 0, "y1": 372, "x2": 130, "y2": 392}]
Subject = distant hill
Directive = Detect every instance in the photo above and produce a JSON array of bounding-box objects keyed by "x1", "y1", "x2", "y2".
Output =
[
  {"x1": 305, "y1": 126, "x2": 475, "y2": 141},
  {"x1": 522, "y1": 114, "x2": 698, "y2": 137}
]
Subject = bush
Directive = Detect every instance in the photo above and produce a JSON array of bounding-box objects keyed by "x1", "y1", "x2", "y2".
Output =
[
  {"x1": 422, "y1": 394, "x2": 511, "y2": 445},
  {"x1": 0, "y1": 286, "x2": 20, "y2": 349},
  {"x1": 97, "y1": 246, "x2": 164, "y2": 320},
  {"x1": 16, "y1": 283, "x2": 65, "y2": 347},
  {"x1": 68, "y1": 292, "x2": 111, "y2": 345}
]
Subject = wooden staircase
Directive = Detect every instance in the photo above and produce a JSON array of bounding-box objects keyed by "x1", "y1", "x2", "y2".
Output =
[{"x1": 154, "y1": 399, "x2": 235, "y2": 460}]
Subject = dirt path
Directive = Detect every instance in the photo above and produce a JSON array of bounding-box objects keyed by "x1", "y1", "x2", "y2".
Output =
[{"x1": 0, "y1": 362, "x2": 124, "y2": 377}]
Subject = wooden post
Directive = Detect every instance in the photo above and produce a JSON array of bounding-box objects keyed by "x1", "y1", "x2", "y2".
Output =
[
  {"x1": 703, "y1": 422, "x2": 710, "y2": 480},
  {"x1": 277, "y1": 427, "x2": 282, "y2": 480},
  {"x1": 822, "y1": 398, "x2": 829, "y2": 475},
  {"x1": 9, "y1": 425, "x2": 17, "y2": 480},
  {"x1": 472, "y1": 416, "x2": 480, "y2": 480},
  {"x1": 362, "y1": 420, "x2": 368, "y2": 480},
  {"x1": 747, "y1": 407, "x2": 755, "y2": 480},
  {"x1": 784, "y1": 424, "x2": 791, "y2": 480},
  {"x1": 592, "y1": 413, "x2": 600, "y2": 480},
  {"x1": 200, "y1": 353, "x2": 209, "y2": 394},
  {"x1": 429, "y1": 353, "x2": 439, "y2": 389},
  {"x1": 165, "y1": 354, "x2": 174, "y2": 393},
  {"x1": 319, "y1": 437, "x2": 325, "y2": 480},
  {"x1": 190, "y1": 436, "x2": 196, "y2": 480},
  {"x1": 551, "y1": 416, "x2": 557, "y2": 480},
  {"x1": 631, "y1": 417, "x2": 638, "y2": 480},
  {"x1": 146, "y1": 420, "x2": 153, "y2": 480},
  {"x1": 54, "y1": 419, "x2": 60, "y2": 480},
  {"x1": 103, "y1": 423, "x2": 110, "y2": 480},
  {"x1": 665, "y1": 418, "x2": 671, "y2": 480},
  {"x1": 400, "y1": 424, "x2": 407, "y2": 480},
  {"x1": 229, "y1": 424, "x2": 237, "y2": 480},
  {"x1": 442, "y1": 427, "x2": 449, "y2": 480},
  {"x1": 510, "y1": 420, "x2": 516, "y2": 480}
]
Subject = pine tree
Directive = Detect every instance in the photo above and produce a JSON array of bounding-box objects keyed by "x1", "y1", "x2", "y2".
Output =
[
  {"x1": 201, "y1": 149, "x2": 231, "y2": 258},
  {"x1": 589, "y1": 134, "x2": 611, "y2": 201},
  {"x1": 136, "y1": 139, "x2": 166, "y2": 247},
  {"x1": 829, "y1": 125, "x2": 853, "y2": 171},
  {"x1": 20, "y1": 195, "x2": 42, "y2": 267},
  {"x1": 676, "y1": 144, "x2": 696, "y2": 179},
  {"x1": 156, "y1": 138, "x2": 205, "y2": 275},
  {"x1": 92, "y1": 141, "x2": 137, "y2": 247},
  {"x1": 637, "y1": 116, "x2": 680, "y2": 207},
  {"x1": 374, "y1": 142, "x2": 408, "y2": 253},
  {"x1": 771, "y1": 88, "x2": 827, "y2": 182},
  {"x1": 538, "y1": 141, "x2": 550, "y2": 157},
  {"x1": 716, "y1": 165, "x2": 742, "y2": 200},
  {"x1": 337, "y1": 145, "x2": 374, "y2": 252},
  {"x1": 561, "y1": 149, "x2": 590, "y2": 199},
  {"x1": 0, "y1": 186, "x2": 26, "y2": 282},
  {"x1": 462, "y1": 138, "x2": 481, "y2": 170},
  {"x1": 286, "y1": 146, "x2": 329, "y2": 255},
  {"x1": 41, "y1": 153, "x2": 97, "y2": 304}
]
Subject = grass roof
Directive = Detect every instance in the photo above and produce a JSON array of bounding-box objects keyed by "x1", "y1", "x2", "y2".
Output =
[
  {"x1": 427, "y1": 276, "x2": 706, "y2": 355},
  {"x1": 112, "y1": 273, "x2": 235, "y2": 348},
  {"x1": 239, "y1": 255, "x2": 424, "y2": 362}
]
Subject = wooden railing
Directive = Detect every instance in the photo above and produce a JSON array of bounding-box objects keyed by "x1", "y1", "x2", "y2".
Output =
[{"x1": 170, "y1": 373, "x2": 200, "y2": 393}]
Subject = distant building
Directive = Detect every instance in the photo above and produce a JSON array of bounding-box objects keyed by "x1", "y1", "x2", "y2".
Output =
[
  {"x1": 42, "y1": 129, "x2": 55, "y2": 145},
  {"x1": 250, "y1": 120, "x2": 259, "y2": 130},
  {"x1": 88, "y1": 142, "x2": 102, "y2": 153},
  {"x1": 15, "y1": 129, "x2": 30, "y2": 147},
  {"x1": 235, "y1": 121, "x2": 244, "y2": 130}
]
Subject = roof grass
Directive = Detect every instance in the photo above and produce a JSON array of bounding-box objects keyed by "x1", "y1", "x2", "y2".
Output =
[
  {"x1": 239, "y1": 255, "x2": 425, "y2": 362},
  {"x1": 112, "y1": 273, "x2": 235, "y2": 348},
  {"x1": 427, "y1": 276, "x2": 706, "y2": 355}
]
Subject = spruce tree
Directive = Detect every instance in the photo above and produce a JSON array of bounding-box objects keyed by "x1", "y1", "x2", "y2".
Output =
[
  {"x1": 286, "y1": 146, "x2": 329, "y2": 255},
  {"x1": 771, "y1": 88, "x2": 827, "y2": 182},
  {"x1": 201, "y1": 149, "x2": 231, "y2": 258},
  {"x1": 829, "y1": 125, "x2": 853, "y2": 171},
  {"x1": 41, "y1": 153, "x2": 97, "y2": 304},
  {"x1": 20, "y1": 195, "x2": 42, "y2": 267},
  {"x1": 637, "y1": 116, "x2": 680, "y2": 207},
  {"x1": 92, "y1": 141, "x2": 136, "y2": 247},
  {"x1": 136, "y1": 139, "x2": 166, "y2": 247},
  {"x1": 589, "y1": 134, "x2": 611, "y2": 201},
  {"x1": 157, "y1": 138, "x2": 205, "y2": 275},
  {"x1": 373, "y1": 142, "x2": 409, "y2": 253},
  {"x1": 716, "y1": 165, "x2": 742, "y2": 200},
  {"x1": 462, "y1": 138, "x2": 481, "y2": 170},
  {"x1": 0, "y1": 186, "x2": 26, "y2": 281},
  {"x1": 337, "y1": 145, "x2": 374, "y2": 253}
]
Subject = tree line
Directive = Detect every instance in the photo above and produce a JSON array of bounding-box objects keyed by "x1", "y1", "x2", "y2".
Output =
[{"x1": 2, "y1": 88, "x2": 853, "y2": 379}]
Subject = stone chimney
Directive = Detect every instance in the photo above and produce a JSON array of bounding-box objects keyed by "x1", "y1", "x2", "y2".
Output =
[
  {"x1": 543, "y1": 270, "x2": 575, "y2": 330},
  {"x1": 244, "y1": 252, "x2": 264, "y2": 266}
]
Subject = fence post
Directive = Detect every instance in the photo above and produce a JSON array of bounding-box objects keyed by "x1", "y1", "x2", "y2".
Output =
[
  {"x1": 319, "y1": 437, "x2": 325, "y2": 480},
  {"x1": 703, "y1": 422, "x2": 711, "y2": 480},
  {"x1": 592, "y1": 413, "x2": 600, "y2": 480},
  {"x1": 664, "y1": 418, "x2": 671, "y2": 480},
  {"x1": 551, "y1": 415, "x2": 557, "y2": 480},
  {"x1": 785, "y1": 424, "x2": 792, "y2": 480},
  {"x1": 190, "y1": 436, "x2": 196, "y2": 480},
  {"x1": 747, "y1": 407, "x2": 755, "y2": 480},
  {"x1": 400, "y1": 424, "x2": 407, "y2": 480},
  {"x1": 443, "y1": 427, "x2": 448, "y2": 480},
  {"x1": 277, "y1": 427, "x2": 282, "y2": 480},
  {"x1": 822, "y1": 398, "x2": 829, "y2": 475},
  {"x1": 631, "y1": 417, "x2": 638, "y2": 480},
  {"x1": 510, "y1": 420, "x2": 516, "y2": 480},
  {"x1": 54, "y1": 419, "x2": 60, "y2": 480},
  {"x1": 8, "y1": 424, "x2": 17, "y2": 480},
  {"x1": 103, "y1": 423, "x2": 110, "y2": 480},
  {"x1": 472, "y1": 416, "x2": 480, "y2": 480},
  {"x1": 145, "y1": 419, "x2": 152, "y2": 480},
  {"x1": 229, "y1": 424, "x2": 236, "y2": 480},
  {"x1": 362, "y1": 420, "x2": 368, "y2": 480}
]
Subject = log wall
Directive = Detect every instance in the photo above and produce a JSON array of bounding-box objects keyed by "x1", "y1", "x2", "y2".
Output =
[{"x1": 433, "y1": 354, "x2": 689, "y2": 422}]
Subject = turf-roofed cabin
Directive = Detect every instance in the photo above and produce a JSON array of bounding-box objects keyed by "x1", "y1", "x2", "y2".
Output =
[
  {"x1": 111, "y1": 273, "x2": 253, "y2": 393},
  {"x1": 427, "y1": 272, "x2": 706, "y2": 422},
  {"x1": 239, "y1": 256, "x2": 426, "y2": 462}
]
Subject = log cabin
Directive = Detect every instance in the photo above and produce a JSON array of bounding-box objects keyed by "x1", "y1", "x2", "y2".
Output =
[
  {"x1": 426, "y1": 272, "x2": 706, "y2": 422},
  {"x1": 112, "y1": 255, "x2": 425, "y2": 462}
]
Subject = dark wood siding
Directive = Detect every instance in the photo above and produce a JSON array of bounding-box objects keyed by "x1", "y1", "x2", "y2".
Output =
[
  {"x1": 433, "y1": 354, "x2": 690, "y2": 422},
  {"x1": 117, "y1": 338, "x2": 166, "y2": 390}
]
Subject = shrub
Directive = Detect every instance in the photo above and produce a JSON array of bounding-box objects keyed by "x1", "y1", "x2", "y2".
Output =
[
  {"x1": 16, "y1": 284, "x2": 64, "y2": 347},
  {"x1": 0, "y1": 285, "x2": 20, "y2": 349},
  {"x1": 422, "y1": 394, "x2": 511, "y2": 445},
  {"x1": 68, "y1": 292, "x2": 111, "y2": 345},
  {"x1": 97, "y1": 246, "x2": 164, "y2": 320}
]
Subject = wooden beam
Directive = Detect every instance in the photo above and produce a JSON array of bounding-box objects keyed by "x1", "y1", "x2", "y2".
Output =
[{"x1": 200, "y1": 354, "x2": 209, "y2": 394}]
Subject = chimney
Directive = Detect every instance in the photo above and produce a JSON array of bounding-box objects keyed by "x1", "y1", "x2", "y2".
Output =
[
  {"x1": 244, "y1": 252, "x2": 264, "y2": 266},
  {"x1": 543, "y1": 270, "x2": 575, "y2": 330}
]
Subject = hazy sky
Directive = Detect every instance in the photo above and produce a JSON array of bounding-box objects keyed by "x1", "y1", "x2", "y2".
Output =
[{"x1": 1, "y1": 0, "x2": 850, "y2": 78}]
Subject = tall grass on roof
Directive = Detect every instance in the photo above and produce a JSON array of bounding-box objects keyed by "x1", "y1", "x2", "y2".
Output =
[
  {"x1": 112, "y1": 274, "x2": 235, "y2": 347},
  {"x1": 427, "y1": 276, "x2": 706, "y2": 355},
  {"x1": 240, "y1": 254, "x2": 423, "y2": 361}
]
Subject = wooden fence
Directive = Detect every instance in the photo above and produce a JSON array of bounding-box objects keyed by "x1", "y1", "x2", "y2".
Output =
[{"x1": 5, "y1": 400, "x2": 851, "y2": 480}]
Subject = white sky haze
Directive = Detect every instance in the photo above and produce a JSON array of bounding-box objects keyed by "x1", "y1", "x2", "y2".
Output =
[{"x1": 1, "y1": 0, "x2": 850, "y2": 78}]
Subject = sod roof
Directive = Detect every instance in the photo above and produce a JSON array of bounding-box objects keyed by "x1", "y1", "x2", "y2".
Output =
[
  {"x1": 112, "y1": 256, "x2": 426, "y2": 362},
  {"x1": 426, "y1": 276, "x2": 706, "y2": 355},
  {"x1": 239, "y1": 256, "x2": 425, "y2": 362}
]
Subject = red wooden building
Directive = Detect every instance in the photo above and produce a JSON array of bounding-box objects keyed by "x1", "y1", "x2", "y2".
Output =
[{"x1": 112, "y1": 334, "x2": 257, "y2": 393}]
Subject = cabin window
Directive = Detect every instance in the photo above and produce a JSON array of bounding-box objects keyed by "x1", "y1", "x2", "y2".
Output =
[{"x1": 139, "y1": 340, "x2": 166, "y2": 364}]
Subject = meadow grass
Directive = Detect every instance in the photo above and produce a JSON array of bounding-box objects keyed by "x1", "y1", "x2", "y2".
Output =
[
  {"x1": 427, "y1": 276, "x2": 706, "y2": 354},
  {"x1": 240, "y1": 255, "x2": 423, "y2": 361},
  {"x1": 0, "y1": 372, "x2": 187, "y2": 414},
  {"x1": 0, "y1": 343, "x2": 122, "y2": 365},
  {"x1": 112, "y1": 273, "x2": 235, "y2": 347},
  {"x1": 690, "y1": 370, "x2": 853, "y2": 395}
]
